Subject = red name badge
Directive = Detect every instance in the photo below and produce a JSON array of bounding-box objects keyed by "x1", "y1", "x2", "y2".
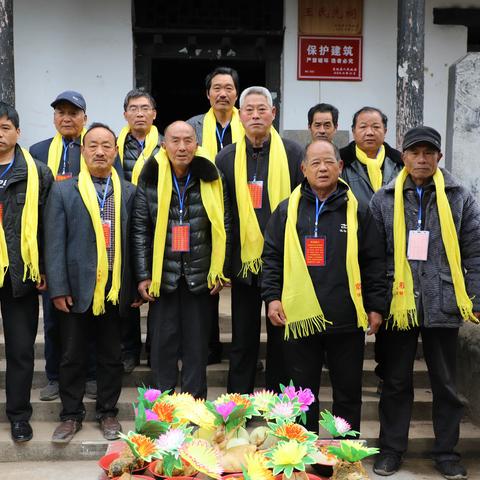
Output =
[
  {"x1": 102, "y1": 219, "x2": 111, "y2": 249},
  {"x1": 248, "y1": 181, "x2": 263, "y2": 209},
  {"x1": 172, "y1": 223, "x2": 190, "y2": 252},
  {"x1": 305, "y1": 236, "x2": 326, "y2": 266},
  {"x1": 56, "y1": 172, "x2": 73, "y2": 182},
  {"x1": 0, "y1": 203, "x2": 3, "y2": 224}
]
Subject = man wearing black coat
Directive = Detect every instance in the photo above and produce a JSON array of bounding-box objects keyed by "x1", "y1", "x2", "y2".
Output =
[
  {"x1": 131, "y1": 121, "x2": 231, "y2": 399},
  {"x1": 262, "y1": 140, "x2": 386, "y2": 432},
  {"x1": 45, "y1": 123, "x2": 137, "y2": 444},
  {"x1": 0, "y1": 102, "x2": 54, "y2": 442},
  {"x1": 216, "y1": 86, "x2": 304, "y2": 394}
]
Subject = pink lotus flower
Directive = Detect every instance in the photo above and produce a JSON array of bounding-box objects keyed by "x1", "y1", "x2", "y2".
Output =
[
  {"x1": 334, "y1": 415, "x2": 352, "y2": 435},
  {"x1": 144, "y1": 388, "x2": 162, "y2": 403},
  {"x1": 270, "y1": 401, "x2": 295, "y2": 418},
  {"x1": 215, "y1": 401, "x2": 236, "y2": 421},
  {"x1": 282, "y1": 386, "x2": 297, "y2": 400},
  {"x1": 145, "y1": 409, "x2": 159, "y2": 421},
  {"x1": 296, "y1": 387, "x2": 315, "y2": 412}
]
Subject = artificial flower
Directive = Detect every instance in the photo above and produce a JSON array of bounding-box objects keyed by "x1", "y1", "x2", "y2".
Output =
[
  {"x1": 145, "y1": 409, "x2": 158, "y2": 422},
  {"x1": 180, "y1": 438, "x2": 223, "y2": 479},
  {"x1": 215, "y1": 401, "x2": 236, "y2": 421},
  {"x1": 327, "y1": 440, "x2": 379, "y2": 462},
  {"x1": 243, "y1": 451, "x2": 274, "y2": 480},
  {"x1": 156, "y1": 428, "x2": 187, "y2": 454},
  {"x1": 144, "y1": 388, "x2": 162, "y2": 403},
  {"x1": 151, "y1": 401, "x2": 175, "y2": 423},
  {"x1": 251, "y1": 389, "x2": 276, "y2": 412},
  {"x1": 274, "y1": 423, "x2": 308, "y2": 442},
  {"x1": 119, "y1": 431, "x2": 159, "y2": 462}
]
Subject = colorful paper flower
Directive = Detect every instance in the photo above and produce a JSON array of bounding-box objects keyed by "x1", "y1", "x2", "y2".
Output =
[
  {"x1": 145, "y1": 409, "x2": 159, "y2": 422},
  {"x1": 265, "y1": 439, "x2": 316, "y2": 477},
  {"x1": 151, "y1": 401, "x2": 175, "y2": 423},
  {"x1": 274, "y1": 423, "x2": 308, "y2": 442},
  {"x1": 334, "y1": 416, "x2": 352, "y2": 435},
  {"x1": 144, "y1": 388, "x2": 162, "y2": 403},
  {"x1": 215, "y1": 401, "x2": 236, "y2": 421},
  {"x1": 119, "y1": 431, "x2": 159, "y2": 462},
  {"x1": 281, "y1": 385, "x2": 315, "y2": 412},
  {"x1": 242, "y1": 451, "x2": 274, "y2": 480},
  {"x1": 327, "y1": 440, "x2": 379, "y2": 462},
  {"x1": 179, "y1": 438, "x2": 223, "y2": 479},
  {"x1": 251, "y1": 389, "x2": 276, "y2": 412},
  {"x1": 156, "y1": 428, "x2": 187, "y2": 454},
  {"x1": 319, "y1": 409, "x2": 359, "y2": 438}
]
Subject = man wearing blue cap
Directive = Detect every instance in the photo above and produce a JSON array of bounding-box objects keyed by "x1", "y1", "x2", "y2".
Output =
[
  {"x1": 370, "y1": 126, "x2": 480, "y2": 479},
  {"x1": 30, "y1": 91, "x2": 97, "y2": 402}
]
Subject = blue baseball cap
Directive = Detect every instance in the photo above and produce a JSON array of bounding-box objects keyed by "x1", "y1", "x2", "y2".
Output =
[{"x1": 51, "y1": 91, "x2": 86, "y2": 111}]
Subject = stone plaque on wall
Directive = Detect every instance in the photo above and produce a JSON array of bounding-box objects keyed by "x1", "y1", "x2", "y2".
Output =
[{"x1": 298, "y1": 0, "x2": 363, "y2": 35}]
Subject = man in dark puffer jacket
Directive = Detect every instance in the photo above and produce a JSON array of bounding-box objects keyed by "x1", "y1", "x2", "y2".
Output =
[{"x1": 131, "y1": 121, "x2": 231, "y2": 399}]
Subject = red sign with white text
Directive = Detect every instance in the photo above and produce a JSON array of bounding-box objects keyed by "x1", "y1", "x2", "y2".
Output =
[{"x1": 298, "y1": 35, "x2": 362, "y2": 81}]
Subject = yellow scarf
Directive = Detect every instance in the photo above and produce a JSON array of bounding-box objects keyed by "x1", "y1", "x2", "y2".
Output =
[
  {"x1": 47, "y1": 130, "x2": 87, "y2": 177},
  {"x1": 149, "y1": 146, "x2": 228, "y2": 297},
  {"x1": 0, "y1": 148, "x2": 41, "y2": 287},
  {"x1": 390, "y1": 167, "x2": 478, "y2": 329},
  {"x1": 355, "y1": 144, "x2": 386, "y2": 192},
  {"x1": 78, "y1": 168, "x2": 122, "y2": 315},
  {"x1": 234, "y1": 128, "x2": 291, "y2": 276},
  {"x1": 201, "y1": 107, "x2": 244, "y2": 160},
  {"x1": 283, "y1": 182, "x2": 368, "y2": 339},
  {"x1": 117, "y1": 125, "x2": 159, "y2": 185}
]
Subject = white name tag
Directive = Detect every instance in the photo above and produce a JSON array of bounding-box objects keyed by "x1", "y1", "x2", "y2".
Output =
[{"x1": 407, "y1": 230, "x2": 430, "y2": 261}]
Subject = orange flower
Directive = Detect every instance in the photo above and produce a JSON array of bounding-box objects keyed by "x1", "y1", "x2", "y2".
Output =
[
  {"x1": 151, "y1": 401, "x2": 175, "y2": 423},
  {"x1": 129, "y1": 433, "x2": 158, "y2": 459},
  {"x1": 220, "y1": 393, "x2": 252, "y2": 409},
  {"x1": 275, "y1": 423, "x2": 308, "y2": 442}
]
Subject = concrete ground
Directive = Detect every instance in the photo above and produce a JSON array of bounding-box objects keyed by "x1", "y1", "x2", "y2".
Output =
[{"x1": 1, "y1": 458, "x2": 480, "y2": 480}]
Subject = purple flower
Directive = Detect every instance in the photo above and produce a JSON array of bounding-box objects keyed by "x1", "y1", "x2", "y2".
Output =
[
  {"x1": 144, "y1": 388, "x2": 162, "y2": 403},
  {"x1": 297, "y1": 387, "x2": 315, "y2": 412},
  {"x1": 282, "y1": 386, "x2": 297, "y2": 400},
  {"x1": 145, "y1": 409, "x2": 159, "y2": 421},
  {"x1": 215, "y1": 401, "x2": 236, "y2": 421}
]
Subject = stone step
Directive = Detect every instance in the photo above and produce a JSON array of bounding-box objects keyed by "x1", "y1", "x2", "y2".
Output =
[
  {"x1": 0, "y1": 418, "x2": 479, "y2": 463},
  {"x1": 0, "y1": 332, "x2": 423, "y2": 361},
  {"x1": 0, "y1": 359, "x2": 431, "y2": 390},
  {"x1": 0, "y1": 387, "x2": 436, "y2": 423}
]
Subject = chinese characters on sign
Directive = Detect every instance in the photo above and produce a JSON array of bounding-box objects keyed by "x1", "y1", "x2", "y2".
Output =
[
  {"x1": 299, "y1": 0, "x2": 363, "y2": 35},
  {"x1": 298, "y1": 36, "x2": 362, "y2": 81}
]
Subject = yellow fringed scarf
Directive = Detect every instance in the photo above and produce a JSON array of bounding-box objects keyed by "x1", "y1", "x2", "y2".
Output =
[
  {"x1": 201, "y1": 107, "x2": 244, "y2": 160},
  {"x1": 355, "y1": 144, "x2": 386, "y2": 192},
  {"x1": 78, "y1": 168, "x2": 122, "y2": 315},
  {"x1": 148, "y1": 146, "x2": 228, "y2": 297},
  {"x1": 282, "y1": 182, "x2": 368, "y2": 339},
  {"x1": 390, "y1": 167, "x2": 478, "y2": 329},
  {"x1": 0, "y1": 148, "x2": 41, "y2": 287},
  {"x1": 234, "y1": 128, "x2": 291, "y2": 276},
  {"x1": 47, "y1": 130, "x2": 87, "y2": 177},
  {"x1": 117, "y1": 125, "x2": 159, "y2": 185}
]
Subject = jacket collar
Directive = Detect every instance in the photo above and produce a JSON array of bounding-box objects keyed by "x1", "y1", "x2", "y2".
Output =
[
  {"x1": 8, "y1": 145, "x2": 29, "y2": 186},
  {"x1": 341, "y1": 140, "x2": 403, "y2": 167},
  {"x1": 141, "y1": 153, "x2": 219, "y2": 187},
  {"x1": 300, "y1": 177, "x2": 349, "y2": 209}
]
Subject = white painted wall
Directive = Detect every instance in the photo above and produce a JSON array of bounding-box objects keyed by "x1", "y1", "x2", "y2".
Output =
[
  {"x1": 13, "y1": 0, "x2": 133, "y2": 147},
  {"x1": 281, "y1": 0, "x2": 470, "y2": 149}
]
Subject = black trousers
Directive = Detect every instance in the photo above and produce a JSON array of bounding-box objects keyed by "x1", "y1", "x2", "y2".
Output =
[
  {"x1": 121, "y1": 306, "x2": 142, "y2": 362},
  {"x1": 208, "y1": 294, "x2": 222, "y2": 357},
  {"x1": 378, "y1": 326, "x2": 463, "y2": 462},
  {"x1": 42, "y1": 291, "x2": 96, "y2": 382},
  {"x1": 149, "y1": 278, "x2": 211, "y2": 399},
  {"x1": 58, "y1": 302, "x2": 122, "y2": 421},
  {"x1": 227, "y1": 280, "x2": 288, "y2": 394},
  {"x1": 0, "y1": 278, "x2": 38, "y2": 422},
  {"x1": 282, "y1": 330, "x2": 365, "y2": 433}
]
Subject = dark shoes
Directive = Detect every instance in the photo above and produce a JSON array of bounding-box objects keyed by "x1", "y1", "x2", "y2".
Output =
[
  {"x1": 100, "y1": 416, "x2": 122, "y2": 440},
  {"x1": 373, "y1": 453, "x2": 402, "y2": 476},
  {"x1": 40, "y1": 380, "x2": 59, "y2": 401},
  {"x1": 51, "y1": 419, "x2": 82, "y2": 444},
  {"x1": 11, "y1": 421, "x2": 33, "y2": 443},
  {"x1": 122, "y1": 356, "x2": 139, "y2": 374},
  {"x1": 435, "y1": 460, "x2": 468, "y2": 480}
]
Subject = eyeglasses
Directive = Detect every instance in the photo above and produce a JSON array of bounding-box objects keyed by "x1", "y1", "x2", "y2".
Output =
[{"x1": 126, "y1": 105, "x2": 154, "y2": 113}]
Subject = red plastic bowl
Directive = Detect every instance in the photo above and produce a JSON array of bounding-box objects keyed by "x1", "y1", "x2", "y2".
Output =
[
  {"x1": 147, "y1": 459, "x2": 197, "y2": 479},
  {"x1": 112, "y1": 476, "x2": 152, "y2": 480},
  {"x1": 98, "y1": 452, "x2": 149, "y2": 476}
]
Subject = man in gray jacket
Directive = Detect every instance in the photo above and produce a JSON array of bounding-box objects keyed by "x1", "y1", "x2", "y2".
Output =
[{"x1": 370, "y1": 126, "x2": 480, "y2": 479}]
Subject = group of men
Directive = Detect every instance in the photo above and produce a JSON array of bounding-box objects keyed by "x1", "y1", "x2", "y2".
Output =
[{"x1": 0, "y1": 65, "x2": 478, "y2": 480}]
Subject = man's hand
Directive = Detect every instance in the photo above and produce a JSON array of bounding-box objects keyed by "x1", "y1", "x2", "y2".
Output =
[
  {"x1": 268, "y1": 300, "x2": 287, "y2": 327},
  {"x1": 138, "y1": 279, "x2": 155, "y2": 302},
  {"x1": 53, "y1": 295, "x2": 73, "y2": 313},
  {"x1": 210, "y1": 282, "x2": 224, "y2": 295},
  {"x1": 367, "y1": 311, "x2": 383, "y2": 335},
  {"x1": 36, "y1": 274, "x2": 47, "y2": 292},
  {"x1": 131, "y1": 297, "x2": 145, "y2": 308}
]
